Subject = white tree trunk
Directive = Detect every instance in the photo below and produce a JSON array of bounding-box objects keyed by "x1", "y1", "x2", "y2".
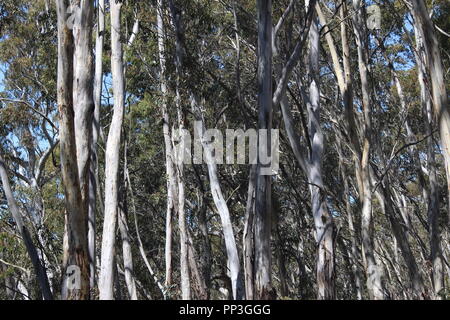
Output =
[
  {"x1": 118, "y1": 206, "x2": 138, "y2": 300},
  {"x1": 157, "y1": 0, "x2": 176, "y2": 291},
  {"x1": 306, "y1": 8, "x2": 335, "y2": 299},
  {"x1": 191, "y1": 96, "x2": 244, "y2": 300},
  {"x1": 99, "y1": 0, "x2": 125, "y2": 300}
]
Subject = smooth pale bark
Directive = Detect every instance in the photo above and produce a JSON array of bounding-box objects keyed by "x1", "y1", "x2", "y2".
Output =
[
  {"x1": 168, "y1": 0, "x2": 191, "y2": 300},
  {"x1": 118, "y1": 146, "x2": 138, "y2": 300},
  {"x1": 99, "y1": 0, "x2": 125, "y2": 300},
  {"x1": 56, "y1": 0, "x2": 90, "y2": 300},
  {"x1": 118, "y1": 206, "x2": 138, "y2": 300},
  {"x1": 315, "y1": 3, "x2": 344, "y2": 92},
  {"x1": 88, "y1": 0, "x2": 105, "y2": 291},
  {"x1": 0, "y1": 154, "x2": 53, "y2": 300},
  {"x1": 271, "y1": 1, "x2": 316, "y2": 108},
  {"x1": 276, "y1": 0, "x2": 334, "y2": 299},
  {"x1": 273, "y1": 1, "x2": 334, "y2": 299},
  {"x1": 178, "y1": 162, "x2": 191, "y2": 300},
  {"x1": 424, "y1": 81, "x2": 444, "y2": 298},
  {"x1": 411, "y1": 0, "x2": 450, "y2": 224},
  {"x1": 317, "y1": 1, "x2": 359, "y2": 155},
  {"x1": 306, "y1": 10, "x2": 335, "y2": 299},
  {"x1": 156, "y1": 0, "x2": 176, "y2": 290},
  {"x1": 351, "y1": 0, "x2": 386, "y2": 300},
  {"x1": 340, "y1": 2, "x2": 363, "y2": 299},
  {"x1": 254, "y1": 0, "x2": 273, "y2": 300},
  {"x1": 113, "y1": 20, "x2": 141, "y2": 302},
  {"x1": 72, "y1": 0, "x2": 94, "y2": 230},
  {"x1": 17, "y1": 276, "x2": 31, "y2": 300},
  {"x1": 191, "y1": 96, "x2": 244, "y2": 300}
]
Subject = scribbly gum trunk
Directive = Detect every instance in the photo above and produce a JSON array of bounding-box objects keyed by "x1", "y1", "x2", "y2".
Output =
[{"x1": 254, "y1": 0, "x2": 274, "y2": 300}]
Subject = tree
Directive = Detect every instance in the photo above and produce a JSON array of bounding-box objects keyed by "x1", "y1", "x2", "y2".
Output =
[
  {"x1": 99, "y1": 0, "x2": 126, "y2": 300},
  {"x1": 254, "y1": 0, "x2": 273, "y2": 300},
  {"x1": 56, "y1": 0, "x2": 92, "y2": 300},
  {"x1": 0, "y1": 152, "x2": 53, "y2": 300}
]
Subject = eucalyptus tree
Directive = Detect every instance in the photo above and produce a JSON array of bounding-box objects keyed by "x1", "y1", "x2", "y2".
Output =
[
  {"x1": 56, "y1": 0, "x2": 93, "y2": 300},
  {"x1": 99, "y1": 0, "x2": 127, "y2": 300},
  {"x1": 253, "y1": 0, "x2": 274, "y2": 300}
]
